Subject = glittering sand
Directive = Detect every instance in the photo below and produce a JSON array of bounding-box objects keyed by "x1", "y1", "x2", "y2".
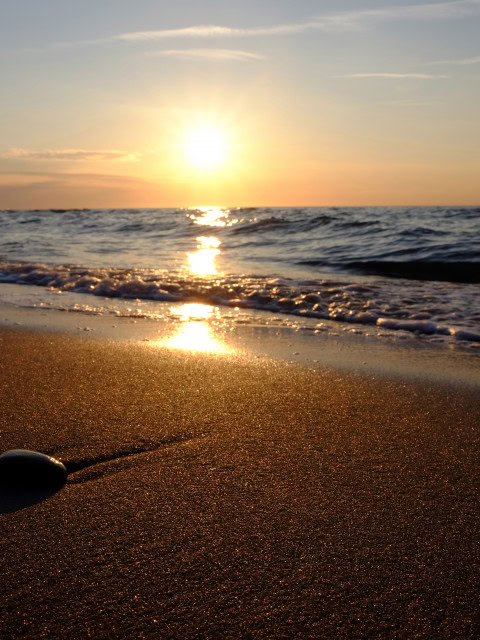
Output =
[{"x1": 1, "y1": 326, "x2": 480, "y2": 639}]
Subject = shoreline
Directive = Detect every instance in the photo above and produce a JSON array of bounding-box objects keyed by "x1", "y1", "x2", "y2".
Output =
[
  {"x1": 1, "y1": 298, "x2": 479, "y2": 389},
  {"x1": 1, "y1": 324, "x2": 480, "y2": 637}
]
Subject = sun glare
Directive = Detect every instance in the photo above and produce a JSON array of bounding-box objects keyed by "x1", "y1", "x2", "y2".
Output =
[
  {"x1": 157, "y1": 304, "x2": 231, "y2": 354},
  {"x1": 187, "y1": 236, "x2": 221, "y2": 276},
  {"x1": 185, "y1": 126, "x2": 227, "y2": 170}
]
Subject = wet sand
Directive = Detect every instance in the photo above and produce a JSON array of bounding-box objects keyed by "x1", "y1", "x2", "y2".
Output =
[{"x1": 1, "y1": 327, "x2": 480, "y2": 639}]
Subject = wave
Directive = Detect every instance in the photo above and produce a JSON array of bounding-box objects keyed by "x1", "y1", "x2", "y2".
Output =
[
  {"x1": 227, "y1": 212, "x2": 377, "y2": 235},
  {"x1": 2, "y1": 207, "x2": 478, "y2": 272},
  {"x1": 345, "y1": 261, "x2": 480, "y2": 283},
  {"x1": 1, "y1": 261, "x2": 479, "y2": 343},
  {"x1": 229, "y1": 216, "x2": 291, "y2": 235},
  {"x1": 296, "y1": 259, "x2": 480, "y2": 284}
]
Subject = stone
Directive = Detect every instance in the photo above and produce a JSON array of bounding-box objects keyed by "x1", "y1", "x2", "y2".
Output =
[{"x1": 0, "y1": 449, "x2": 68, "y2": 487}]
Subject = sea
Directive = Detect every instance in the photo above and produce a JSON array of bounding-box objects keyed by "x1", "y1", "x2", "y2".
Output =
[{"x1": 1, "y1": 206, "x2": 479, "y2": 349}]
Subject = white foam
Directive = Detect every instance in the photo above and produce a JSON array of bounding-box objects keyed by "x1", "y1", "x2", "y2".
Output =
[
  {"x1": 1, "y1": 261, "x2": 479, "y2": 345},
  {"x1": 376, "y1": 318, "x2": 437, "y2": 334}
]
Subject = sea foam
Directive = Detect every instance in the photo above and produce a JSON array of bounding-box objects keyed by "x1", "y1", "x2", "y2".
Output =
[{"x1": 1, "y1": 261, "x2": 479, "y2": 343}]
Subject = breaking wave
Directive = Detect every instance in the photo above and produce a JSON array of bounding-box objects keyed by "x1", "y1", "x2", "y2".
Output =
[{"x1": 1, "y1": 261, "x2": 479, "y2": 343}]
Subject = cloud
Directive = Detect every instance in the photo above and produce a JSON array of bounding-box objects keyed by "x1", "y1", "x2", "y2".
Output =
[
  {"x1": 146, "y1": 48, "x2": 264, "y2": 61},
  {"x1": 378, "y1": 98, "x2": 440, "y2": 106},
  {"x1": 0, "y1": 171, "x2": 157, "y2": 209},
  {"x1": 0, "y1": 170, "x2": 152, "y2": 190},
  {"x1": 0, "y1": 170, "x2": 142, "y2": 186},
  {"x1": 113, "y1": 23, "x2": 316, "y2": 42},
  {"x1": 0, "y1": 172, "x2": 54, "y2": 187},
  {"x1": 343, "y1": 73, "x2": 448, "y2": 78},
  {"x1": 39, "y1": 1, "x2": 480, "y2": 53},
  {"x1": 428, "y1": 54, "x2": 480, "y2": 65},
  {"x1": 346, "y1": 0, "x2": 480, "y2": 22},
  {"x1": 0, "y1": 148, "x2": 141, "y2": 162},
  {"x1": 107, "y1": 1, "x2": 480, "y2": 42}
]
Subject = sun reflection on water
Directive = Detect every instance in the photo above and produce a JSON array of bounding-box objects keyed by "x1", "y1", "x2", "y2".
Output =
[
  {"x1": 188, "y1": 206, "x2": 235, "y2": 227},
  {"x1": 187, "y1": 236, "x2": 221, "y2": 276},
  {"x1": 159, "y1": 303, "x2": 231, "y2": 354},
  {"x1": 175, "y1": 303, "x2": 214, "y2": 321}
]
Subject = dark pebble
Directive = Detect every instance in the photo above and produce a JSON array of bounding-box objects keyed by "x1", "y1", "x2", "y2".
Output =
[{"x1": 0, "y1": 450, "x2": 68, "y2": 488}]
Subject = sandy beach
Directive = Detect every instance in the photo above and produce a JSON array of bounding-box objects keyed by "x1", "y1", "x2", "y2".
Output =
[{"x1": 1, "y1": 321, "x2": 480, "y2": 639}]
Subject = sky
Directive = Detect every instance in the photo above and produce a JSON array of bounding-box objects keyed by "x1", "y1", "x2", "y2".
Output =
[{"x1": 0, "y1": 0, "x2": 479, "y2": 208}]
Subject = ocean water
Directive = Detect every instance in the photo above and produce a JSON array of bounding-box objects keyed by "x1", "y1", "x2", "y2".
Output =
[{"x1": 1, "y1": 206, "x2": 479, "y2": 346}]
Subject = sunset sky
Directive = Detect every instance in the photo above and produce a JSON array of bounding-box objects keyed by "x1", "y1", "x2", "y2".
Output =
[{"x1": 1, "y1": 0, "x2": 479, "y2": 208}]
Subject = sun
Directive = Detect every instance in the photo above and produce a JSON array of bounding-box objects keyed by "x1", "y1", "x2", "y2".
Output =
[{"x1": 185, "y1": 126, "x2": 227, "y2": 170}]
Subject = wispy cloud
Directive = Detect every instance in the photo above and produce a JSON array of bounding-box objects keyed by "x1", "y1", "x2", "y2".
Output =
[
  {"x1": 43, "y1": 0, "x2": 480, "y2": 51},
  {"x1": 343, "y1": 73, "x2": 448, "y2": 78},
  {"x1": 0, "y1": 148, "x2": 141, "y2": 162},
  {"x1": 146, "y1": 48, "x2": 264, "y2": 61},
  {"x1": 0, "y1": 170, "x2": 144, "y2": 186},
  {"x1": 428, "y1": 54, "x2": 480, "y2": 65},
  {"x1": 113, "y1": 23, "x2": 319, "y2": 42},
  {"x1": 0, "y1": 171, "x2": 154, "y2": 209},
  {"x1": 379, "y1": 98, "x2": 440, "y2": 106},
  {"x1": 346, "y1": 0, "x2": 480, "y2": 22},
  {"x1": 0, "y1": 172, "x2": 54, "y2": 187},
  {"x1": 106, "y1": 1, "x2": 480, "y2": 43}
]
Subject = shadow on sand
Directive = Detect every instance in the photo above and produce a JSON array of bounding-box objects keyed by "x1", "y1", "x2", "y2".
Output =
[{"x1": 0, "y1": 485, "x2": 63, "y2": 514}]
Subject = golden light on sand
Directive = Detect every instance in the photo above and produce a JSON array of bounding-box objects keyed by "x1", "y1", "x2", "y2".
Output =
[
  {"x1": 187, "y1": 236, "x2": 221, "y2": 276},
  {"x1": 166, "y1": 321, "x2": 228, "y2": 354},
  {"x1": 161, "y1": 303, "x2": 230, "y2": 354},
  {"x1": 185, "y1": 126, "x2": 227, "y2": 171}
]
